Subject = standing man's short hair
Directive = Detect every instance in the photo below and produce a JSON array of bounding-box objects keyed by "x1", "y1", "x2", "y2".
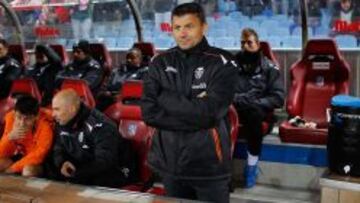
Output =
[
  {"x1": 171, "y1": 2, "x2": 206, "y2": 24},
  {"x1": 0, "y1": 39, "x2": 9, "y2": 48},
  {"x1": 14, "y1": 95, "x2": 40, "y2": 116}
]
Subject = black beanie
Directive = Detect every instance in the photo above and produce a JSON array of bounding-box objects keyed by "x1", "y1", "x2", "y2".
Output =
[{"x1": 73, "y1": 40, "x2": 90, "y2": 54}]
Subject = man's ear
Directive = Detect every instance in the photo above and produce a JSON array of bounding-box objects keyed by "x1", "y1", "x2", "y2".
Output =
[{"x1": 202, "y1": 23, "x2": 208, "y2": 35}]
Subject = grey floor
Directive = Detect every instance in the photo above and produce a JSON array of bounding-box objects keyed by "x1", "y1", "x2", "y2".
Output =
[{"x1": 230, "y1": 184, "x2": 320, "y2": 203}]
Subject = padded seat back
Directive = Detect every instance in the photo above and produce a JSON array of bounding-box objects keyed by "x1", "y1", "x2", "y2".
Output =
[
  {"x1": 260, "y1": 41, "x2": 280, "y2": 68},
  {"x1": 8, "y1": 44, "x2": 28, "y2": 67},
  {"x1": 287, "y1": 39, "x2": 350, "y2": 125},
  {"x1": 60, "y1": 79, "x2": 96, "y2": 108},
  {"x1": 117, "y1": 80, "x2": 154, "y2": 183},
  {"x1": 228, "y1": 105, "x2": 239, "y2": 157},
  {"x1": 10, "y1": 78, "x2": 42, "y2": 102},
  {"x1": 49, "y1": 44, "x2": 69, "y2": 65},
  {"x1": 89, "y1": 43, "x2": 112, "y2": 75}
]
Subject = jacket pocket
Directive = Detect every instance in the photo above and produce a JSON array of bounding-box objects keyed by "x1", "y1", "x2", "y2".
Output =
[{"x1": 210, "y1": 128, "x2": 223, "y2": 163}]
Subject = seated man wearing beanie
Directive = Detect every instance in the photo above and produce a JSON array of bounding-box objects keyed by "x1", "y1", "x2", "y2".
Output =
[
  {"x1": 0, "y1": 95, "x2": 54, "y2": 177},
  {"x1": 56, "y1": 40, "x2": 104, "y2": 95}
]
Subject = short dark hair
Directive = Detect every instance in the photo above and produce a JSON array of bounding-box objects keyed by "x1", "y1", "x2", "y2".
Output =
[
  {"x1": 241, "y1": 28, "x2": 259, "y2": 42},
  {"x1": 14, "y1": 95, "x2": 39, "y2": 116},
  {"x1": 172, "y1": 3, "x2": 206, "y2": 24},
  {"x1": 0, "y1": 38, "x2": 9, "y2": 48}
]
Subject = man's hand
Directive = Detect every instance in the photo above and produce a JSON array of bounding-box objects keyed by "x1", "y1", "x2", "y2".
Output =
[
  {"x1": 4, "y1": 167, "x2": 14, "y2": 174},
  {"x1": 197, "y1": 91, "x2": 207, "y2": 98},
  {"x1": 8, "y1": 126, "x2": 28, "y2": 141},
  {"x1": 60, "y1": 161, "x2": 76, "y2": 177}
]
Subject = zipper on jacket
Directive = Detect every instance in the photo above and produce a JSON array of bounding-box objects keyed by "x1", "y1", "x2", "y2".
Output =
[{"x1": 210, "y1": 128, "x2": 223, "y2": 162}]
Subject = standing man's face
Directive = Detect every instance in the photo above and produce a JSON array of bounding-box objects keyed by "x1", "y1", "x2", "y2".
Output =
[
  {"x1": 0, "y1": 43, "x2": 8, "y2": 58},
  {"x1": 172, "y1": 14, "x2": 207, "y2": 50}
]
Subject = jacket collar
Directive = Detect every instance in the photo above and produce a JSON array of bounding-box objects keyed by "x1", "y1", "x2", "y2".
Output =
[
  {"x1": 63, "y1": 103, "x2": 91, "y2": 130},
  {"x1": 175, "y1": 37, "x2": 209, "y2": 57},
  {"x1": 238, "y1": 51, "x2": 265, "y2": 74}
]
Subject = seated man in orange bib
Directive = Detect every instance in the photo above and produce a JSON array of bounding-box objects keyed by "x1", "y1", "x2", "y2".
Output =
[{"x1": 0, "y1": 95, "x2": 54, "y2": 177}]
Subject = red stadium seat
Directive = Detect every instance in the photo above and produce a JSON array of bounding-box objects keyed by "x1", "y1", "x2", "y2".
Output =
[
  {"x1": 112, "y1": 80, "x2": 163, "y2": 194},
  {"x1": 0, "y1": 97, "x2": 15, "y2": 137},
  {"x1": 10, "y1": 78, "x2": 42, "y2": 102},
  {"x1": 49, "y1": 44, "x2": 69, "y2": 65},
  {"x1": 89, "y1": 43, "x2": 112, "y2": 75},
  {"x1": 60, "y1": 79, "x2": 96, "y2": 108},
  {"x1": 260, "y1": 41, "x2": 280, "y2": 68},
  {"x1": 104, "y1": 80, "x2": 143, "y2": 124},
  {"x1": 279, "y1": 39, "x2": 350, "y2": 145},
  {"x1": 8, "y1": 44, "x2": 29, "y2": 67},
  {"x1": 228, "y1": 105, "x2": 240, "y2": 157}
]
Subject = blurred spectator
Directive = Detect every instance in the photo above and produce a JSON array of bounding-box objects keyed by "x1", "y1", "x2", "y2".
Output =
[
  {"x1": 25, "y1": 44, "x2": 63, "y2": 106},
  {"x1": 290, "y1": 0, "x2": 321, "y2": 34},
  {"x1": 196, "y1": 0, "x2": 217, "y2": 16},
  {"x1": 331, "y1": 0, "x2": 360, "y2": 24},
  {"x1": 291, "y1": 0, "x2": 321, "y2": 24},
  {"x1": 36, "y1": 6, "x2": 57, "y2": 26},
  {"x1": 238, "y1": 0, "x2": 266, "y2": 17},
  {"x1": 0, "y1": 39, "x2": 22, "y2": 99},
  {"x1": 11, "y1": 0, "x2": 42, "y2": 25},
  {"x1": 51, "y1": 0, "x2": 71, "y2": 24},
  {"x1": 70, "y1": 0, "x2": 93, "y2": 41},
  {"x1": 56, "y1": 40, "x2": 104, "y2": 96},
  {"x1": 138, "y1": 0, "x2": 155, "y2": 19},
  {"x1": 154, "y1": 0, "x2": 175, "y2": 32},
  {"x1": 93, "y1": 1, "x2": 128, "y2": 22}
]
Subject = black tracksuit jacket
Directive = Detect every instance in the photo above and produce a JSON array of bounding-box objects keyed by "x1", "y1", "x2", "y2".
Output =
[{"x1": 141, "y1": 38, "x2": 237, "y2": 180}]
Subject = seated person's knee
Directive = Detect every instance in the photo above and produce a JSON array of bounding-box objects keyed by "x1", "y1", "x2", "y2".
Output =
[{"x1": 0, "y1": 158, "x2": 13, "y2": 172}]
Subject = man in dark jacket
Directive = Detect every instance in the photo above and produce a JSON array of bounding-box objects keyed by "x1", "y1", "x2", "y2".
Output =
[
  {"x1": 141, "y1": 3, "x2": 237, "y2": 203},
  {"x1": 106, "y1": 47, "x2": 146, "y2": 93},
  {"x1": 25, "y1": 44, "x2": 63, "y2": 106},
  {"x1": 49, "y1": 89, "x2": 135, "y2": 187},
  {"x1": 0, "y1": 39, "x2": 22, "y2": 99},
  {"x1": 56, "y1": 40, "x2": 104, "y2": 96},
  {"x1": 96, "y1": 47, "x2": 147, "y2": 111},
  {"x1": 234, "y1": 28, "x2": 284, "y2": 188}
]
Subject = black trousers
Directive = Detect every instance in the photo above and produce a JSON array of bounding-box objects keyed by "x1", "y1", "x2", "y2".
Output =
[
  {"x1": 162, "y1": 176, "x2": 230, "y2": 203},
  {"x1": 237, "y1": 105, "x2": 266, "y2": 156}
]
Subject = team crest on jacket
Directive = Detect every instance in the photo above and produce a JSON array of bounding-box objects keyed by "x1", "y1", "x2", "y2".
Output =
[
  {"x1": 194, "y1": 67, "x2": 204, "y2": 79},
  {"x1": 127, "y1": 124, "x2": 137, "y2": 137}
]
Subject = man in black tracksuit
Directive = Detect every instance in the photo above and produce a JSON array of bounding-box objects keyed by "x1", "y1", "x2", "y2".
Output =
[
  {"x1": 56, "y1": 40, "x2": 104, "y2": 96},
  {"x1": 25, "y1": 44, "x2": 63, "y2": 106},
  {"x1": 141, "y1": 3, "x2": 237, "y2": 203},
  {"x1": 0, "y1": 39, "x2": 22, "y2": 99},
  {"x1": 233, "y1": 28, "x2": 284, "y2": 188},
  {"x1": 49, "y1": 89, "x2": 136, "y2": 187}
]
